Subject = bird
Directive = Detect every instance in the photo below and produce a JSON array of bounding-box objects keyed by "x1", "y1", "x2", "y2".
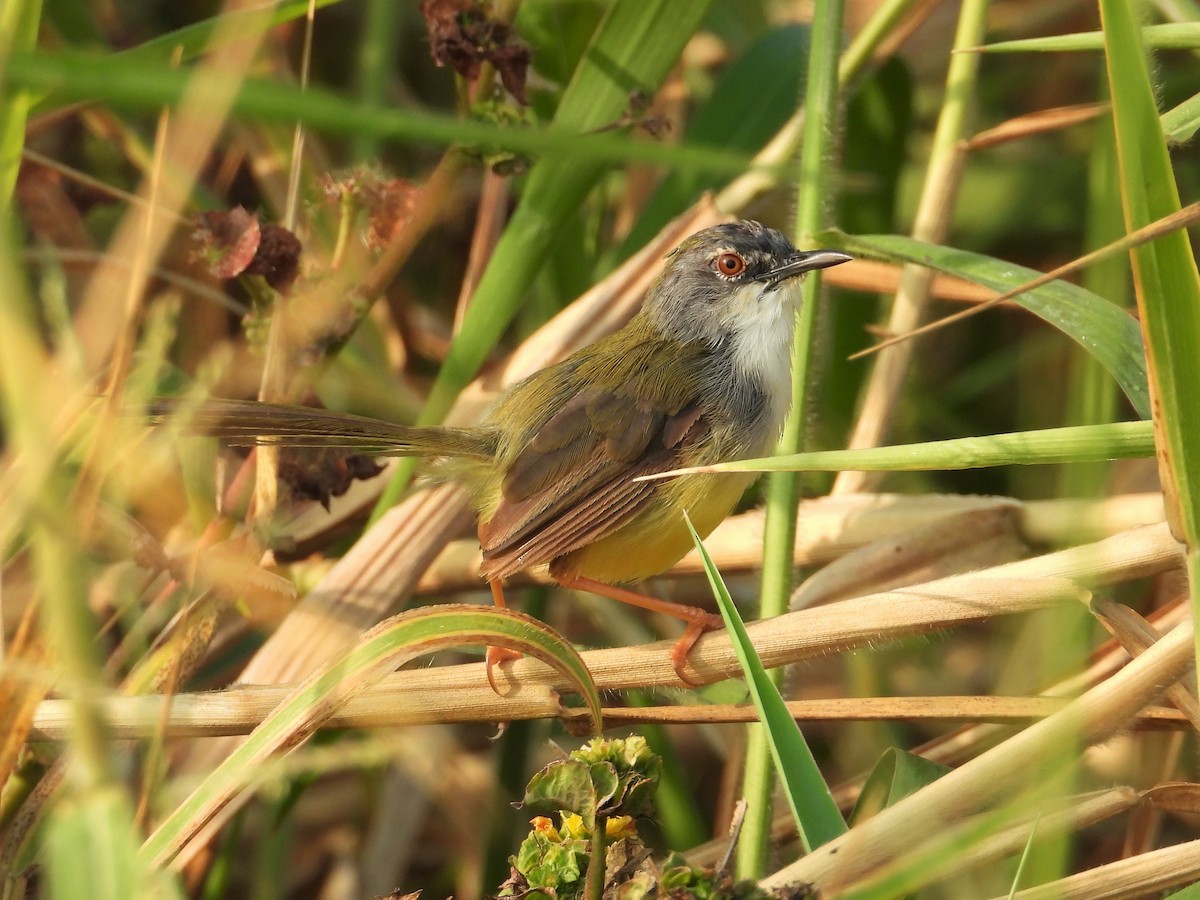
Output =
[{"x1": 164, "y1": 221, "x2": 851, "y2": 685}]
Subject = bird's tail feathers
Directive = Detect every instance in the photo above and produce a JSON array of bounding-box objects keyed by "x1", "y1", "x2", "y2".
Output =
[{"x1": 147, "y1": 398, "x2": 496, "y2": 459}]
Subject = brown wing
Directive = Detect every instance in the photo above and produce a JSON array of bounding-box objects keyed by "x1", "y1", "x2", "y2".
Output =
[{"x1": 478, "y1": 391, "x2": 707, "y2": 579}]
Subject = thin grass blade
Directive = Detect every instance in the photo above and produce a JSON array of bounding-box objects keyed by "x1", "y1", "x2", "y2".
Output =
[
  {"x1": 684, "y1": 515, "x2": 846, "y2": 853},
  {"x1": 6, "y1": 51, "x2": 747, "y2": 176},
  {"x1": 973, "y1": 23, "x2": 1200, "y2": 53},
  {"x1": 656, "y1": 419, "x2": 1154, "y2": 477}
]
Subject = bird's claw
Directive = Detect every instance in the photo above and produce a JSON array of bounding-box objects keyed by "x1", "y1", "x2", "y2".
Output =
[
  {"x1": 670, "y1": 613, "x2": 724, "y2": 686},
  {"x1": 486, "y1": 645, "x2": 523, "y2": 694}
]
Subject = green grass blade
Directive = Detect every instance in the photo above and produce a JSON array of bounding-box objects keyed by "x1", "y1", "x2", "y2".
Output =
[
  {"x1": 679, "y1": 420, "x2": 1155, "y2": 476},
  {"x1": 1101, "y1": 0, "x2": 1200, "y2": 675},
  {"x1": 685, "y1": 514, "x2": 847, "y2": 854},
  {"x1": 5, "y1": 50, "x2": 748, "y2": 176},
  {"x1": 139, "y1": 605, "x2": 600, "y2": 869},
  {"x1": 1008, "y1": 815, "x2": 1041, "y2": 899},
  {"x1": 973, "y1": 23, "x2": 1200, "y2": 52},
  {"x1": 831, "y1": 232, "x2": 1151, "y2": 417}
]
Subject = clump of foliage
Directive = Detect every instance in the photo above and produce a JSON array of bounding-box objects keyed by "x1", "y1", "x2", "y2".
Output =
[{"x1": 500, "y1": 737, "x2": 777, "y2": 899}]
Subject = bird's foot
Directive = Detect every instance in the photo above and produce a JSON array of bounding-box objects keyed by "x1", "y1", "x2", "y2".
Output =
[{"x1": 555, "y1": 573, "x2": 724, "y2": 686}]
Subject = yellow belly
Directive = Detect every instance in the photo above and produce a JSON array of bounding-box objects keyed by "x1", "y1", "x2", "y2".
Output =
[{"x1": 554, "y1": 473, "x2": 756, "y2": 583}]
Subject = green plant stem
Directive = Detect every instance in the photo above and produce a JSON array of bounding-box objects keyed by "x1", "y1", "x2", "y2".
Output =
[
  {"x1": 352, "y1": 0, "x2": 401, "y2": 162},
  {"x1": 738, "y1": 0, "x2": 845, "y2": 879},
  {"x1": 6, "y1": 53, "x2": 747, "y2": 177},
  {"x1": 717, "y1": 0, "x2": 924, "y2": 215},
  {"x1": 1061, "y1": 102, "x2": 1124, "y2": 497},
  {"x1": 0, "y1": 0, "x2": 42, "y2": 207},
  {"x1": 585, "y1": 815, "x2": 607, "y2": 900}
]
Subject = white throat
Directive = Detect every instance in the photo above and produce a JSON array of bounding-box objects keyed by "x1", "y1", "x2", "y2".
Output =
[{"x1": 723, "y1": 279, "x2": 802, "y2": 438}]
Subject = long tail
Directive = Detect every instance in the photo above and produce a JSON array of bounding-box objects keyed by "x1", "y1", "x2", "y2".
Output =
[{"x1": 148, "y1": 398, "x2": 497, "y2": 459}]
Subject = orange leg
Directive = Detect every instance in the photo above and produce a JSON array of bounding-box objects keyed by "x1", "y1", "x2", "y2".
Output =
[
  {"x1": 554, "y1": 574, "x2": 723, "y2": 686},
  {"x1": 486, "y1": 578, "x2": 523, "y2": 693}
]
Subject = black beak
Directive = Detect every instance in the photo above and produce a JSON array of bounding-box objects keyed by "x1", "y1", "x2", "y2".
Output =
[{"x1": 756, "y1": 249, "x2": 852, "y2": 287}]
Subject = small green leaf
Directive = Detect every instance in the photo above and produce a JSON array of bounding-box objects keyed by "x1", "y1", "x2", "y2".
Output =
[
  {"x1": 588, "y1": 762, "x2": 621, "y2": 812},
  {"x1": 522, "y1": 737, "x2": 664, "y2": 829},
  {"x1": 849, "y1": 749, "x2": 951, "y2": 826},
  {"x1": 524, "y1": 759, "x2": 603, "y2": 831},
  {"x1": 515, "y1": 827, "x2": 589, "y2": 894}
]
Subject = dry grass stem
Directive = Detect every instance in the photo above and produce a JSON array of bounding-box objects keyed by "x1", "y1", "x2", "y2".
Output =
[
  {"x1": 1002, "y1": 835, "x2": 1200, "y2": 899},
  {"x1": 849, "y1": 787, "x2": 1142, "y2": 896},
  {"x1": 28, "y1": 521, "x2": 1184, "y2": 739},
  {"x1": 1091, "y1": 597, "x2": 1200, "y2": 729},
  {"x1": 965, "y1": 102, "x2": 1109, "y2": 151},
  {"x1": 28, "y1": 694, "x2": 1188, "y2": 742},
  {"x1": 821, "y1": 257, "x2": 998, "y2": 303},
  {"x1": 760, "y1": 618, "x2": 1196, "y2": 892}
]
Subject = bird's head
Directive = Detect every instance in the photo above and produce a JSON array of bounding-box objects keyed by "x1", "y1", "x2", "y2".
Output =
[{"x1": 644, "y1": 220, "x2": 851, "y2": 347}]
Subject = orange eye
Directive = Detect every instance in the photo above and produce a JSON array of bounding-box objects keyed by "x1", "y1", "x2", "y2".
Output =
[{"x1": 715, "y1": 252, "x2": 747, "y2": 277}]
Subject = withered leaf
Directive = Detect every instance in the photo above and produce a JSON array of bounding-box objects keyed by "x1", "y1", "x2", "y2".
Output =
[
  {"x1": 277, "y1": 447, "x2": 386, "y2": 511},
  {"x1": 319, "y1": 169, "x2": 421, "y2": 254},
  {"x1": 194, "y1": 206, "x2": 261, "y2": 279},
  {"x1": 192, "y1": 208, "x2": 302, "y2": 291},
  {"x1": 244, "y1": 222, "x2": 302, "y2": 291},
  {"x1": 421, "y1": 0, "x2": 531, "y2": 104},
  {"x1": 362, "y1": 178, "x2": 421, "y2": 253}
]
